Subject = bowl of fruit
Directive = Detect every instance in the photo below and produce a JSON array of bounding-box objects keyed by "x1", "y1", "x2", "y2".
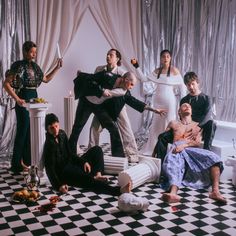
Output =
[
  {"x1": 11, "y1": 189, "x2": 41, "y2": 203},
  {"x1": 30, "y1": 98, "x2": 47, "y2": 104}
]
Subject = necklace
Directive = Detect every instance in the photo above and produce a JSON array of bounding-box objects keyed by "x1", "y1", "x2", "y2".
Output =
[{"x1": 180, "y1": 120, "x2": 192, "y2": 125}]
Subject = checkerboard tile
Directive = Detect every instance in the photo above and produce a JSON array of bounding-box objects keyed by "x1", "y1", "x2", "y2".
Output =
[{"x1": 0, "y1": 144, "x2": 236, "y2": 236}]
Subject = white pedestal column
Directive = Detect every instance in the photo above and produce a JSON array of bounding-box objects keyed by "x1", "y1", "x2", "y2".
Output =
[
  {"x1": 104, "y1": 156, "x2": 129, "y2": 175},
  {"x1": 26, "y1": 103, "x2": 51, "y2": 176},
  {"x1": 64, "y1": 95, "x2": 83, "y2": 154},
  {"x1": 118, "y1": 156, "x2": 161, "y2": 190},
  {"x1": 225, "y1": 156, "x2": 236, "y2": 186},
  {"x1": 64, "y1": 95, "x2": 75, "y2": 137}
]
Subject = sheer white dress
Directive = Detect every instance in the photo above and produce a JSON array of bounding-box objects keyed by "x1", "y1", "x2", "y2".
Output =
[{"x1": 136, "y1": 68, "x2": 186, "y2": 155}]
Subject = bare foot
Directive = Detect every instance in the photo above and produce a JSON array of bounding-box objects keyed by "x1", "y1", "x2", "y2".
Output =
[
  {"x1": 161, "y1": 193, "x2": 181, "y2": 203},
  {"x1": 94, "y1": 176, "x2": 109, "y2": 182},
  {"x1": 209, "y1": 191, "x2": 227, "y2": 204},
  {"x1": 120, "y1": 181, "x2": 132, "y2": 194},
  {"x1": 21, "y1": 160, "x2": 29, "y2": 172}
]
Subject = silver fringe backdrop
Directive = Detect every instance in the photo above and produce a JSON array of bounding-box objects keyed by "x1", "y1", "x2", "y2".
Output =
[
  {"x1": 135, "y1": 0, "x2": 236, "y2": 148},
  {"x1": 0, "y1": 0, "x2": 30, "y2": 158}
]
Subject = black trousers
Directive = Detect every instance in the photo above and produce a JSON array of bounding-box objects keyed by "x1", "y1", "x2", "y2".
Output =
[
  {"x1": 69, "y1": 98, "x2": 125, "y2": 157},
  {"x1": 62, "y1": 146, "x2": 120, "y2": 196},
  {"x1": 11, "y1": 89, "x2": 37, "y2": 172},
  {"x1": 153, "y1": 120, "x2": 217, "y2": 162},
  {"x1": 201, "y1": 120, "x2": 217, "y2": 150},
  {"x1": 152, "y1": 129, "x2": 173, "y2": 163}
]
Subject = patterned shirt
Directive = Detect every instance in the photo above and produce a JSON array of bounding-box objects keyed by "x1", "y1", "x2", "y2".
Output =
[{"x1": 9, "y1": 60, "x2": 44, "y2": 90}]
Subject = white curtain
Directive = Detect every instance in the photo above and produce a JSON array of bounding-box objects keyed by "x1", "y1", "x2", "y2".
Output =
[
  {"x1": 89, "y1": 0, "x2": 142, "y2": 72},
  {"x1": 29, "y1": 0, "x2": 142, "y2": 75},
  {"x1": 29, "y1": 0, "x2": 90, "y2": 73}
]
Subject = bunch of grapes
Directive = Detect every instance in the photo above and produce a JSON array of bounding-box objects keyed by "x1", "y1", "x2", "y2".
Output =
[{"x1": 33, "y1": 98, "x2": 47, "y2": 103}]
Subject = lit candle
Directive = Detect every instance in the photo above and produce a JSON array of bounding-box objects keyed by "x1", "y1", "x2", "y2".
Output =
[{"x1": 64, "y1": 92, "x2": 75, "y2": 137}]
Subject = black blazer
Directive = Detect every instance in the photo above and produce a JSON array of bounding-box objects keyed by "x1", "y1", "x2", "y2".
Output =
[
  {"x1": 73, "y1": 71, "x2": 119, "y2": 99},
  {"x1": 103, "y1": 90, "x2": 146, "y2": 121},
  {"x1": 74, "y1": 71, "x2": 146, "y2": 121}
]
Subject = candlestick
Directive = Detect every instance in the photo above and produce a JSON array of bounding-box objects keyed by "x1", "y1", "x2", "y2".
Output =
[{"x1": 64, "y1": 93, "x2": 75, "y2": 137}]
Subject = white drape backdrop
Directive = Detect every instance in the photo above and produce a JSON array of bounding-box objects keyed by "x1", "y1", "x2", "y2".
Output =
[
  {"x1": 29, "y1": 0, "x2": 142, "y2": 75},
  {"x1": 29, "y1": 0, "x2": 90, "y2": 73},
  {"x1": 89, "y1": 0, "x2": 142, "y2": 71}
]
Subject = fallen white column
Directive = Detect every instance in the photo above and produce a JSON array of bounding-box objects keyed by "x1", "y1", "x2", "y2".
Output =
[
  {"x1": 104, "y1": 155, "x2": 129, "y2": 175},
  {"x1": 118, "y1": 156, "x2": 161, "y2": 189}
]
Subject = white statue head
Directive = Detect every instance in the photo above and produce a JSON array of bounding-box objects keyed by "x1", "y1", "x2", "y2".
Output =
[{"x1": 118, "y1": 193, "x2": 149, "y2": 214}]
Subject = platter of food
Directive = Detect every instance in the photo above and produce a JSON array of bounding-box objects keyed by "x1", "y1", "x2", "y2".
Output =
[
  {"x1": 30, "y1": 98, "x2": 47, "y2": 103},
  {"x1": 11, "y1": 189, "x2": 41, "y2": 203}
]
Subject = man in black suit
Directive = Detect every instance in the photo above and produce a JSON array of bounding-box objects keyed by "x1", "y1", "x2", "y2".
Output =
[
  {"x1": 70, "y1": 71, "x2": 134, "y2": 157},
  {"x1": 70, "y1": 70, "x2": 166, "y2": 158}
]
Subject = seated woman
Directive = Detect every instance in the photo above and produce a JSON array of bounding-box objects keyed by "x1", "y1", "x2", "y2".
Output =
[
  {"x1": 161, "y1": 103, "x2": 226, "y2": 204},
  {"x1": 43, "y1": 113, "x2": 131, "y2": 195}
]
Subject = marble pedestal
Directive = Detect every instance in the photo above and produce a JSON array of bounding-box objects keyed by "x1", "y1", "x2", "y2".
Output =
[{"x1": 26, "y1": 103, "x2": 51, "y2": 177}]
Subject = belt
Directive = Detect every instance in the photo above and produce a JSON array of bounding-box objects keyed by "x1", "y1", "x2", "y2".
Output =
[{"x1": 24, "y1": 87, "x2": 37, "y2": 89}]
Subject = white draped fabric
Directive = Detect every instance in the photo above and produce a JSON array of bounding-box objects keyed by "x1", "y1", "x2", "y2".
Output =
[
  {"x1": 29, "y1": 0, "x2": 142, "y2": 74},
  {"x1": 89, "y1": 0, "x2": 142, "y2": 71},
  {"x1": 29, "y1": 0, "x2": 90, "y2": 73}
]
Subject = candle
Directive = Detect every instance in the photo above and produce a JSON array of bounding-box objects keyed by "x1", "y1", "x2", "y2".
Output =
[
  {"x1": 56, "y1": 42, "x2": 62, "y2": 59},
  {"x1": 64, "y1": 92, "x2": 75, "y2": 137}
]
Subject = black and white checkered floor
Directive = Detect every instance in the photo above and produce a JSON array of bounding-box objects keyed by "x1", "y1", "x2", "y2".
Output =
[{"x1": 0, "y1": 145, "x2": 236, "y2": 236}]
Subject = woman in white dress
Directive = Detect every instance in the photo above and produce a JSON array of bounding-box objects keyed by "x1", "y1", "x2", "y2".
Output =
[{"x1": 131, "y1": 49, "x2": 186, "y2": 155}]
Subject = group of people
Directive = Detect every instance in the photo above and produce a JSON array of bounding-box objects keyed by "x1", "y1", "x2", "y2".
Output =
[
  {"x1": 70, "y1": 49, "x2": 166, "y2": 162},
  {"x1": 3, "y1": 40, "x2": 226, "y2": 204}
]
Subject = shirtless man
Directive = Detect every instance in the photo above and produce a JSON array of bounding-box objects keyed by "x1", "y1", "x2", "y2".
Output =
[
  {"x1": 153, "y1": 71, "x2": 216, "y2": 161},
  {"x1": 161, "y1": 103, "x2": 226, "y2": 204}
]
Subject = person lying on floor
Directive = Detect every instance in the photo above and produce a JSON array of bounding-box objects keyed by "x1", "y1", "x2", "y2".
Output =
[
  {"x1": 43, "y1": 113, "x2": 131, "y2": 195},
  {"x1": 161, "y1": 103, "x2": 226, "y2": 204}
]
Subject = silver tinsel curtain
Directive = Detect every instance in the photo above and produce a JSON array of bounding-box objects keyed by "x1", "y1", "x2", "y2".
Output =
[
  {"x1": 0, "y1": 0, "x2": 30, "y2": 158},
  {"x1": 136, "y1": 0, "x2": 236, "y2": 147}
]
